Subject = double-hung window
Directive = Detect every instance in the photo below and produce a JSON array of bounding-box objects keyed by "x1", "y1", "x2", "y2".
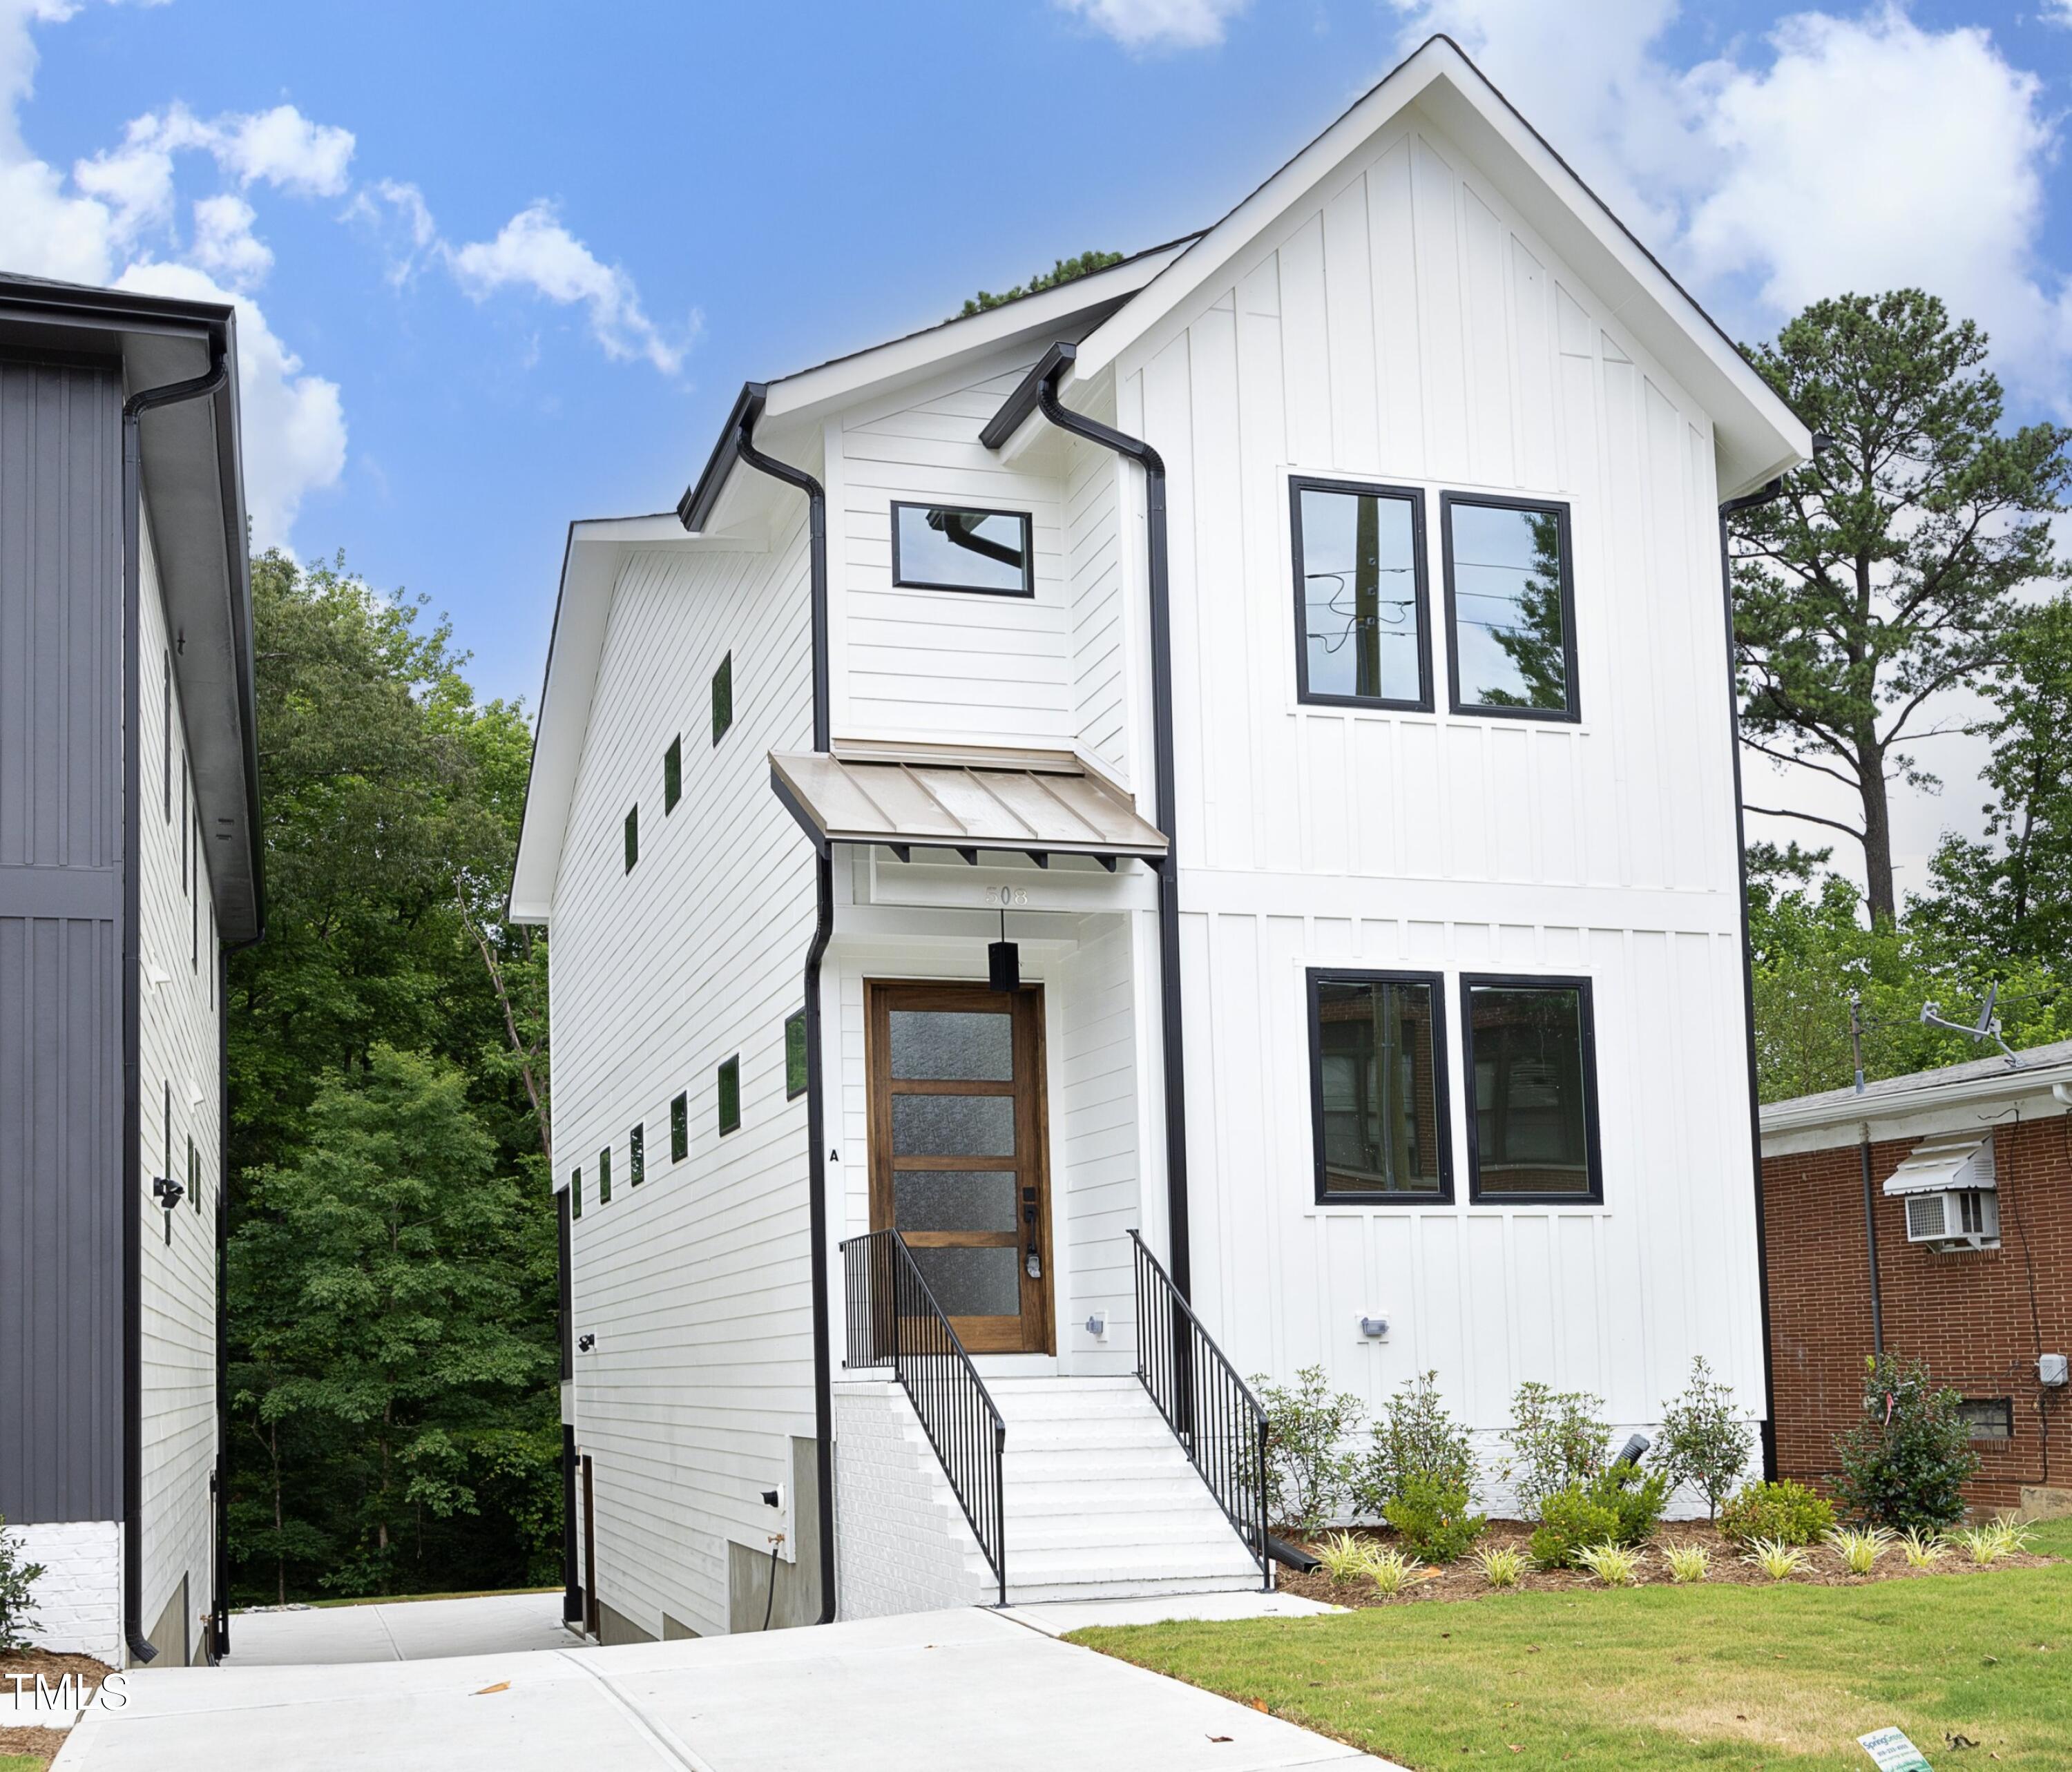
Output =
[
  {"x1": 890, "y1": 502, "x2": 1033, "y2": 597},
  {"x1": 1441, "y1": 494, "x2": 1578, "y2": 720},
  {"x1": 1307, "y1": 970, "x2": 1450, "y2": 1202},
  {"x1": 1460, "y1": 975, "x2": 1600, "y2": 1202},
  {"x1": 1290, "y1": 479, "x2": 1432, "y2": 710}
]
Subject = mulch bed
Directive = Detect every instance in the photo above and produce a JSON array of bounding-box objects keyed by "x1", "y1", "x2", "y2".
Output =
[
  {"x1": 0, "y1": 1650, "x2": 115, "y2": 1688},
  {"x1": 1274, "y1": 1520, "x2": 2057, "y2": 1608}
]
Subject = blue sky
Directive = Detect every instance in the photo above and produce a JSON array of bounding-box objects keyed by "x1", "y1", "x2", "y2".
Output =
[{"x1": 8, "y1": 0, "x2": 2072, "y2": 892}]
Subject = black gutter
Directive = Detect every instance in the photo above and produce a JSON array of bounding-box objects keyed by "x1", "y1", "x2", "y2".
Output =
[
  {"x1": 981, "y1": 343, "x2": 1193, "y2": 1296},
  {"x1": 683, "y1": 385, "x2": 837, "y2": 1624},
  {"x1": 122, "y1": 345, "x2": 230, "y2": 1666},
  {"x1": 1717, "y1": 472, "x2": 1786, "y2": 1483}
]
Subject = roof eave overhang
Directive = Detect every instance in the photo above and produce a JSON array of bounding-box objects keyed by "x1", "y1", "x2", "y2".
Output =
[
  {"x1": 1759, "y1": 1056, "x2": 2072, "y2": 1153},
  {"x1": 1067, "y1": 37, "x2": 1810, "y2": 499}
]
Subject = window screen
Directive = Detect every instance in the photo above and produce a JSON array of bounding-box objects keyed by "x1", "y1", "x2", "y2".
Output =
[
  {"x1": 718, "y1": 1055, "x2": 741, "y2": 1135},
  {"x1": 1309, "y1": 971, "x2": 1448, "y2": 1200},
  {"x1": 1443, "y1": 496, "x2": 1577, "y2": 718},
  {"x1": 1462, "y1": 976, "x2": 1600, "y2": 1201},
  {"x1": 891, "y1": 503, "x2": 1034, "y2": 596},
  {"x1": 1292, "y1": 480, "x2": 1429, "y2": 708},
  {"x1": 785, "y1": 1010, "x2": 807, "y2": 1099},
  {"x1": 671, "y1": 1092, "x2": 688, "y2": 1162}
]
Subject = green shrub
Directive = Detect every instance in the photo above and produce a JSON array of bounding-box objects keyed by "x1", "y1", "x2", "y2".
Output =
[
  {"x1": 1501, "y1": 1383, "x2": 1610, "y2": 1519},
  {"x1": 1657, "y1": 1356, "x2": 1755, "y2": 1521},
  {"x1": 1352, "y1": 1371, "x2": 1477, "y2": 1519},
  {"x1": 1718, "y1": 1478, "x2": 1834, "y2": 1546},
  {"x1": 1256, "y1": 1365, "x2": 1363, "y2": 1537},
  {"x1": 0, "y1": 1512, "x2": 46, "y2": 1653},
  {"x1": 1381, "y1": 1474, "x2": 1488, "y2": 1563},
  {"x1": 1527, "y1": 1463, "x2": 1668, "y2": 1566},
  {"x1": 1831, "y1": 1353, "x2": 1979, "y2": 1534}
]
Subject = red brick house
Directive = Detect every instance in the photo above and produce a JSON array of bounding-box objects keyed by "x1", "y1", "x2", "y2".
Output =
[{"x1": 1759, "y1": 1041, "x2": 2072, "y2": 1517}]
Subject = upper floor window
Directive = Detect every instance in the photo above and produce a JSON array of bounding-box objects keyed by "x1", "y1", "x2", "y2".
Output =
[
  {"x1": 717, "y1": 1055, "x2": 742, "y2": 1135},
  {"x1": 1461, "y1": 975, "x2": 1600, "y2": 1203},
  {"x1": 1291, "y1": 479, "x2": 1430, "y2": 710},
  {"x1": 1307, "y1": 970, "x2": 1450, "y2": 1202},
  {"x1": 890, "y1": 502, "x2": 1033, "y2": 597},
  {"x1": 671, "y1": 1091, "x2": 689, "y2": 1162},
  {"x1": 629, "y1": 1122, "x2": 645, "y2": 1187},
  {"x1": 711, "y1": 652, "x2": 733, "y2": 746},
  {"x1": 785, "y1": 1009, "x2": 808, "y2": 1100},
  {"x1": 1441, "y1": 494, "x2": 1577, "y2": 720},
  {"x1": 664, "y1": 735, "x2": 682, "y2": 813},
  {"x1": 624, "y1": 805, "x2": 639, "y2": 874}
]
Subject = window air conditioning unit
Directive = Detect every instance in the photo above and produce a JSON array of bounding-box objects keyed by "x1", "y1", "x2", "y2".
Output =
[
  {"x1": 1902, "y1": 1186, "x2": 1998, "y2": 1251},
  {"x1": 1886, "y1": 1132, "x2": 1999, "y2": 1251}
]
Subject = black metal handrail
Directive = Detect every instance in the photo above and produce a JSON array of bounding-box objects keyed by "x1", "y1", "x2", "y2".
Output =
[
  {"x1": 841, "y1": 1229, "x2": 1007, "y2": 1604},
  {"x1": 1129, "y1": 1229, "x2": 1270, "y2": 1586}
]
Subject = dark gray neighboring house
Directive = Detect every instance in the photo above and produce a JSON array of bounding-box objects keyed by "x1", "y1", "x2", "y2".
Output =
[{"x1": 0, "y1": 273, "x2": 260, "y2": 1667}]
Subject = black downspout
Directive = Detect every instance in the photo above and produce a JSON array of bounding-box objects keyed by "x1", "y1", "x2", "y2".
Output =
[
  {"x1": 1859, "y1": 1134, "x2": 1885, "y2": 1357},
  {"x1": 1717, "y1": 474, "x2": 1786, "y2": 1483},
  {"x1": 705, "y1": 389, "x2": 838, "y2": 1624},
  {"x1": 984, "y1": 345, "x2": 1191, "y2": 1296},
  {"x1": 122, "y1": 347, "x2": 230, "y2": 1666}
]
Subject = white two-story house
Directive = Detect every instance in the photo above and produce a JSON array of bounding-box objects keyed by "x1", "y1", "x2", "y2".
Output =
[{"x1": 508, "y1": 35, "x2": 1810, "y2": 1639}]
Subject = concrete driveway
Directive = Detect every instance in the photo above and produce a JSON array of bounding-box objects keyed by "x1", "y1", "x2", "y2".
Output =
[
  {"x1": 61, "y1": 1604, "x2": 1404, "y2": 1772},
  {"x1": 221, "y1": 1592, "x2": 573, "y2": 1665}
]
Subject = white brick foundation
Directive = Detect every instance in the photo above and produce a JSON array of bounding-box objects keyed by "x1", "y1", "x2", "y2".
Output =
[
  {"x1": 832, "y1": 1380, "x2": 994, "y2": 1620},
  {"x1": 8, "y1": 1520, "x2": 121, "y2": 1665}
]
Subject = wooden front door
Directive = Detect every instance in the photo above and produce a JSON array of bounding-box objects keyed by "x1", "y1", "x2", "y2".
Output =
[{"x1": 866, "y1": 981, "x2": 1053, "y2": 1355}]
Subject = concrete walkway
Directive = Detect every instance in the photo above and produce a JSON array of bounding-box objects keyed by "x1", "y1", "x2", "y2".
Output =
[
  {"x1": 220, "y1": 1592, "x2": 573, "y2": 1666},
  {"x1": 61, "y1": 1604, "x2": 1404, "y2": 1772}
]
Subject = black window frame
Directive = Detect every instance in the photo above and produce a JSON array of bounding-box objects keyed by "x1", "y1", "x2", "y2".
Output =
[
  {"x1": 663, "y1": 735, "x2": 682, "y2": 813},
  {"x1": 785, "y1": 1009, "x2": 807, "y2": 1100},
  {"x1": 1305, "y1": 966, "x2": 1452, "y2": 1205},
  {"x1": 1440, "y1": 492, "x2": 1581, "y2": 724},
  {"x1": 1957, "y1": 1397, "x2": 2014, "y2": 1443},
  {"x1": 711, "y1": 652, "x2": 733, "y2": 747},
  {"x1": 570, "y1": 1166, "x2": 582, "y2": 1220},
  {"x1": 889, "y1": 500, "x2": 1035, "y2": 598},
  {"x1": 1289, "y1": 476, "x2": 1435, "y2": 713},
  {"x1": 629, "y1": 1123, "x2": 645, "y2": 1187},
  {"x1": 717, "y1": 1054, "x2": 741, "y2": 1136},
  {"x1": 1459, "y1": 972, "x2": 1602, "y2": 1204},
  {"x1": 624, "y1": 805, "x2": 639, "y2": 874},
  {"x1": 597, "y1": 1144, "x2": 613, "y2": 1205},
  {"x1": 670, "y1": 1091, "x2": 689, "y2": 1162}
]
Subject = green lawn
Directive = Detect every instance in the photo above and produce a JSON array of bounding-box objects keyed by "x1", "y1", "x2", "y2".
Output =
[{"x1": 1072, "y1": 1519, "x2": 2072, "y2": 1770}]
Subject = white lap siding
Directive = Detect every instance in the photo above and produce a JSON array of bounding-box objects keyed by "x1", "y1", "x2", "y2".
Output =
[
  {"x1": 135, "y1": 519, "x2": 219, "y2": 1664},
  {"x1": 1107, "y1": 110, "x2": 1763, "y2": 1471},
  {"x1": 553, "y1": 521, "x2": 816, "y2": 1639}
]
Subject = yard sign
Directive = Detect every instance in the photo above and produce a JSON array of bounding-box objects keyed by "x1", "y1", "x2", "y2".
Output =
[{"x1": 1858, "y1": 1727, "x2": 1931, "y2": 1771}]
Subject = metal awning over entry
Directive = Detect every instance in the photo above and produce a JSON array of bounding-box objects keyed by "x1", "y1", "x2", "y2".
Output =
[{"x1": 769, "y1": 744, "x2": 1167, "y2": 867}]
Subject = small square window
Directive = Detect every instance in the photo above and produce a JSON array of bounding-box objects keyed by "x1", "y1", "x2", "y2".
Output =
[
  {"x1": 629, "y1": 1123, "x2": 645, "y2": 1187},
  {"x1": 1307, "y1": 970, "x2": 1450, "y2": 1202},
  {"x1": 1461, "y1": 975, "x2": 1601, "y2": 1203},
  {"x1": 717, "y1": 1055, "x2": 741, "y2": 1135},
  {"x1": 671, "y1": 1092, "x2": 688, "y2": 1162},
  {"x1": 785, "y1": 1010, "x2": 808, "y2": 1099},
  {"x1": 891, "y1": 502, "x2": 1034, "y2": 596},
  {"x1": 711, "y1": 653, "x2": 733, "y2": 747},
  {"x1": 570, "y1": 1167, "x2": 582, "y2": 1220},
  {"x1": 1958, "y1": 1398, "x2": 2014, "y2": 1442},
  {"x1": 1290, "y1": 479, "x2": 1431, "y2": 710},
  {"x1": 1442, "y1": 494, "x2": 1578, "y2": 720},
  {"x1": 598, "y1": 1145, "x2": 613, "y2": 1205},
  {"x1": 664, "y1": 735, "x2": 682, "y2": 813},
  {"x1": 624, "y1": 805, "x2": 639, "y2": 874}
]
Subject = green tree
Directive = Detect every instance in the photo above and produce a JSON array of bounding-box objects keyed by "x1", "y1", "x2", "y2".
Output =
[
  {"x1": 1914, "y1": 596, "x2": 2072, "y2": 965},
  {"x1": 1730, "y1": 291, "x2": 2072, "y2": 925},
  {"x1": 1832, "y1": 1353, "x2": 1979, "y2": 1533},
  {"x1": 1479, "y1": 511, "x2": 1569, "y2": 711},
  {"x1": 232, "y1": 1047, "x2": 556, "y2": 1596},
  {"x1": 959, "y1": 249, "x2": 1123, "y2": 318}
]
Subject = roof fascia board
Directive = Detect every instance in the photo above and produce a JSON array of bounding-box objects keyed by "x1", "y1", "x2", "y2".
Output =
[{"x1": 1759, "y1": 1056, "x2": 2072, "y2": 1151}]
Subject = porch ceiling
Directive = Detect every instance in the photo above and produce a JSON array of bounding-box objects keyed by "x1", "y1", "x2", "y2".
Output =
[{"x1": 769, "y1": 744, "x2": 1167, "y2": 864}]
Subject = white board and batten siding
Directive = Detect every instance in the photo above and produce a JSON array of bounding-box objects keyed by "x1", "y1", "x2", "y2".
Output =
[
  {"x1": 550, "y1": 519, "x2": 819, "y2": 1641},
  {"x1": 136, "y1": 519, "x2": 221, "y2": 1664},
  {"x1": 1101, "y1": 105, "x2": 1764, "y2": 1465}
]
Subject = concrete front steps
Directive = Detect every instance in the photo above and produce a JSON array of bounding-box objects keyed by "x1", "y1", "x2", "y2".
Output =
[{"x1": 990, "y1": 1374, "x2": 1264, "y2": 1605}]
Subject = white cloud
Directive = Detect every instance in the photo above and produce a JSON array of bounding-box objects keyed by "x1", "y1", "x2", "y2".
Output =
[
  {"x1": 189, "y1": 191, "x2": 271, "y2": 288},
  {"x1": 1054, "y1": 0, "x2": 1249, "y2": 50},
  {"x1": 209, "y1": 102, "x2": 354, "y2": 195},
  {"x1": 449, "y1": 200, "x2": 687, "y2": 374}
]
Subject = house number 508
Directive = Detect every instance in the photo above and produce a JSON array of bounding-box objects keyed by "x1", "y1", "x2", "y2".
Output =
[{"x1": 984, "y1": 887, "x2": 1029, "y2": 908}]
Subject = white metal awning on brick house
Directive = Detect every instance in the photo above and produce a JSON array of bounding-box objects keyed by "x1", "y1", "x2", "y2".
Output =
[
  {"x1": 768, "y1": 744, "x2": 1167, "y2": 867},
  {"x1": 1881, "y1": 1132, "x2": 1996, "y2": 1197}
]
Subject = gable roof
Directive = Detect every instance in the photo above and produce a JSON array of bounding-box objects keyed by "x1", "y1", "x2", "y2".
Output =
[{"x1": 1066, "y1": 35, "x2": 1809, "y2": 500}]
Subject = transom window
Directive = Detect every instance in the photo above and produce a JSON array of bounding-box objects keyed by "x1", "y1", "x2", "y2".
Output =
[
  {"x1": 1291, "y1": 479, "x2": 1430, "y2": 709},
  {"x1": 1442, "y1": 494, "x2": 1578, "y2": 720},
  {"x1": 1461, "y1": 976, "x2": 1600, "y2": 1202},
  {"x1": 890, "y1": 502, "x2": 1033, "y2": 596},
  {"x1": 1307, "y1": 970, "x2": 1450, "y2": 1202}
]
